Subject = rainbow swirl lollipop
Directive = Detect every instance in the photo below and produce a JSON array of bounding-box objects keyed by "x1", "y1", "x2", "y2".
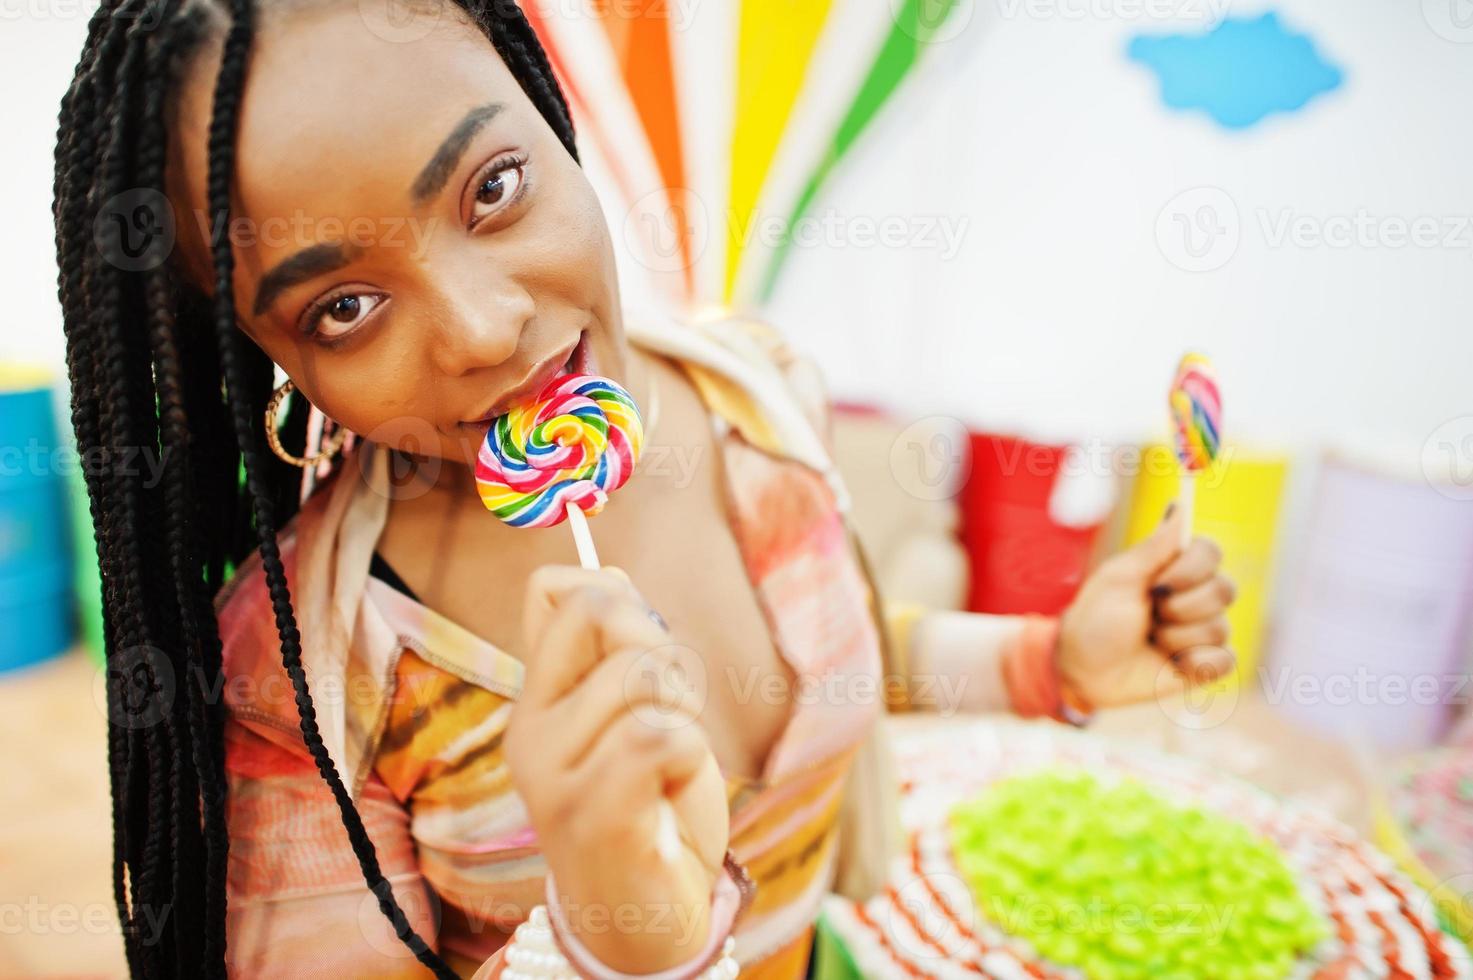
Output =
[
  {"x1": 1169, "y1": 353, "x2": 1222, "y2": 473},
  {"x1": 475, "y1": 371, "x2": 679, "y2": 862},
  {"x1": 475, "y1": 373, "x2": 644, "y2": 529}
]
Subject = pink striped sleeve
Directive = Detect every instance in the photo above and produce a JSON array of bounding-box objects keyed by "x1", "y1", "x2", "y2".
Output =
[{"x1": 223, "y1": 717, "x2": 511, "y2": 978}]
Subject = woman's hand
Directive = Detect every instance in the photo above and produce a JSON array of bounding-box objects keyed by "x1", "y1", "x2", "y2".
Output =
[
  {"x1": 1057, "y1": 506, "x2": 1237, "y2": 709},
  {"x1": 505, "y1": 565, "x2": 729, "y2": 973}
]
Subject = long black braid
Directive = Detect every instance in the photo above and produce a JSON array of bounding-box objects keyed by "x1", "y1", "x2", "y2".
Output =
[{"x1": 51, "y1": 0, "x2": 578, "y2": 975}]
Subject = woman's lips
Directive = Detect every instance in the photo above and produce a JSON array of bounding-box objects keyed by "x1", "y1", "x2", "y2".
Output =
[{"x1": 461, "y1": 333, "x2": 586, "y2": 429}]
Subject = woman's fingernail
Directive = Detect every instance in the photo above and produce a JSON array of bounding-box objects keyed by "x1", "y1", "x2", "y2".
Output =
[{"x1": 1150, "y1": 583, "x2": 1172, "y2": 600}]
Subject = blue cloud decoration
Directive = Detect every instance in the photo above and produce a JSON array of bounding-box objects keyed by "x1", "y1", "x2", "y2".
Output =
[{"x1": 1128, "y1": 11, "x2": 1344, "y2": 129}]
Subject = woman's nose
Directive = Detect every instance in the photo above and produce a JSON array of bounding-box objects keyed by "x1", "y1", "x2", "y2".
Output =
[{"x1": 424, "y1": 276, "x2": 536, "y2": 378}]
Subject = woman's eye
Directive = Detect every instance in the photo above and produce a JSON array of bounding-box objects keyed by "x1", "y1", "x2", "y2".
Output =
[
  {"x1": 306, "y1": 292, "x2": 384, "y2": 342},
  {"x1": 470, "y1": 160, "x2": 526, "y2": 225}
]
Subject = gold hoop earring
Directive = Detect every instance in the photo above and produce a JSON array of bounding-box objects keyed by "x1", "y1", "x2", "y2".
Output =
[{"x1": 264, "y1": 379, "x2": 348, "y2": 468}]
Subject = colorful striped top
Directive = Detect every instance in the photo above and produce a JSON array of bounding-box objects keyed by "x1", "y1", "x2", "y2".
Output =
[
  {"x1": 216, "y1": 313, "x2": 906, "y2": 978},
  {"x1": 214, "y1": 311, "x2": 1067, "y2": 978}
]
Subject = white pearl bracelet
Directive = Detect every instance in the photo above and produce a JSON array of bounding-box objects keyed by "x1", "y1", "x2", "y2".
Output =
[{"x1": 501, "y1": 905, "x2": 740, "y2": 980}]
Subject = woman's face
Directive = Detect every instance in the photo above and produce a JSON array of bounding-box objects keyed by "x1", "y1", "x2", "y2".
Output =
[{"x1": 165, "y1": 1, "x2": 625, "y2": 468}]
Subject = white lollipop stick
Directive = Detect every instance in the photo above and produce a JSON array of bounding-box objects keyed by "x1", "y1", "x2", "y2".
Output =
[
  {"x1": 1177, "y1": 472, "x2": 1195, "y2": 551},
  {"x1": 565, "y1": 504, "x2": 600, "y2": 571},
  {"x1": 563, "y1": 502, "x2": 683, "y2": 865}
]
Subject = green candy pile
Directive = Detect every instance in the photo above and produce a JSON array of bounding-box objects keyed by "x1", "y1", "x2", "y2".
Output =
[{"x1": 948, "y1": 769, "x2": 1329, "y2": 980}]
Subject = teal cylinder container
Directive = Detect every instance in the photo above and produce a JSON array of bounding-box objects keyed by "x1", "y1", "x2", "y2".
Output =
[{"x1": 0, "y1": 368, "x2": 75, "y2": 673}]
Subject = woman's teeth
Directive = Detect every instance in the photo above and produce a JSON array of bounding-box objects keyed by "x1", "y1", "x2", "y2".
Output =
[{"x1": 561, "y1": 334, "x2": 586, "y2": 376}]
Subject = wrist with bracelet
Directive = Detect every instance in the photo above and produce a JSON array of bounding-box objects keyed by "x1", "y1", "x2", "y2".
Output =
[
  {"x1": 501, "y1": 850, "x2": 754, "y2": 980},
  {"x1": 1002, "y1": 614, "x2": 1095, "y2": 727}
]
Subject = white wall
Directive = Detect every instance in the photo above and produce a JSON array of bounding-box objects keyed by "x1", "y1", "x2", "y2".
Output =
[
  {"x1": 1, "y1": 11, "x2": 96, "y2": 372},
  {"x1": 764, "y1": 0, "x2": 1473, "y2": 457}
]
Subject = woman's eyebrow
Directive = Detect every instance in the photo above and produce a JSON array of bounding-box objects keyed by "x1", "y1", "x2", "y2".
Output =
[
  {"x1": 253, "y1": 241, "x2": 359, "y2": 316},
  {"x1": 251, "y1": 102, "x2": 507, "y2": 317},
  {"x1": 409, "y1": 101, "x2": 506, "y2": 207}
]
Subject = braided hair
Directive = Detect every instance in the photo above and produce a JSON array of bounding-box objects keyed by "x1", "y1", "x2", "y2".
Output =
[{"x1": 51, "y1": 0, "x2": 577, "y2": 975}]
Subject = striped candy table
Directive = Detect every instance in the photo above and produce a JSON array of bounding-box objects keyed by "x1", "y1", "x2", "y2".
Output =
[{"x1": 813, "y1": 720, "x2": 1469, "y2": 980}]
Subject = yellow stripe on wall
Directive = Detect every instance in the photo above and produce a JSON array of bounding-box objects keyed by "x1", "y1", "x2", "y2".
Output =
[{"x1": 724, "y1": 0, "x2": 836, "y2": 299}]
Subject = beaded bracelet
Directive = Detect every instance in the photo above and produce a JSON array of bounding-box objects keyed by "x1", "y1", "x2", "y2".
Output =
[
  {"x1": 501, "y1": 906, "x2": 740, "y2": 980},
  {"x1": 510, "y1": 850, "x2": 753, "y2": 980}
]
